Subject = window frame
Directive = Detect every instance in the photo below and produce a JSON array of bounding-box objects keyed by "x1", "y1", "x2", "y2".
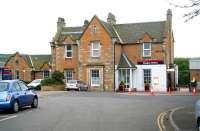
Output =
[
  {"x1": 90, "y1": 69, "x2": 100, "y2": 86},
  {"x1": 15, "y1": 70, "x2": 20, "y2": 79},
  {"x1": 143, "y1": 42, "x2": 152, "y2": 57},
  {"x1": 91, "y1": 41, "x2": 101, "y2": 58},
  {"x1": 65, "y1": 45, "x2": 73, "y2": 58},
  {"x1": 43, "y1": 71, "x2": 50, "y2": 79},
  {"x1": 18, "y1": 81, "x2": 28, "y2": 91},
  {"x1": 143, "y1": 69, "x2": 151, "y2": 84},
  {"x1": 66, "y1": 70, "x2": 73, "y2": 82}
]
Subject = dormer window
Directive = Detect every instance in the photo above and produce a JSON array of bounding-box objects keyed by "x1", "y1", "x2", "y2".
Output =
[
  {"x1": 91, "y1": 41, "x2": 101, "y2": 58},
  {"x1": 65, "y1": 45, "x2": 72, "y2": 58},
  {"x1": 16, "y1": 60, "x2": 19, "y2": 65},
  {"x1": 143, "y1": 42, "x2": 151, "y2": 57}
]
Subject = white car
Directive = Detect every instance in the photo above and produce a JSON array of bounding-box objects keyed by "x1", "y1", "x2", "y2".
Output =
[
  {"x1": 27, "y1": 79, "x2": 43, "y2": 90},
  {"x1": 65, "y1": 80, "x2": 88, "y2": 91},
  {"x1": 195, "y1": 99, "x2": 200, "y2": 131}
]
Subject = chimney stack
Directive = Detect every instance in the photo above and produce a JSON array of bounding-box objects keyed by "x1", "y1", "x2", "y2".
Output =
[
  {"x1": 57, "y1": 17, "x2": 65, "y2": 32},
  {"x1": 83, "y1": 20, "x2": 89, "y2": 28},
  {"x1": 107, "y1": 13, "x2": 116, "y2": 25}
]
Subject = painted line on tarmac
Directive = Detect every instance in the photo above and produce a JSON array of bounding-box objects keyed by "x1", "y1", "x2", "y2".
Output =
[
  {"x1": 157, "y1": 111, "x2": 167, "y2": 131},
  {"x1": 169, "y1": 107, "x2": 184, "y2": 131},
  {"x1": 0, "y1": 115, "x2": 17, "y2": 122}
]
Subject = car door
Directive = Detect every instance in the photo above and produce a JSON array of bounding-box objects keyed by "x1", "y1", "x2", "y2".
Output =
[
  {"x1": 18, "y1": 81, "x2": 33, "y2": 105},
  {"x1": 12, "y1": 82, "x2": 25, "y2": 106}
]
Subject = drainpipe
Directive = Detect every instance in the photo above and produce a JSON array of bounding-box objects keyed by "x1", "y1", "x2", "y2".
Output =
[{"x1": 113, "y1": 39, "x2": 116, "y2": 92}]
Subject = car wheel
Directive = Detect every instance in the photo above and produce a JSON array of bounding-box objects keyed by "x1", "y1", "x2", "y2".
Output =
[
  {"x1": 12, "y1": 101, "x2": 19, "y2": 113},
  {"x1": 31, "y1": 97, "x2": 38, "y2": 108},
  {"x1": 37, "y1": 86, "x2": 41, "y2": 91}
]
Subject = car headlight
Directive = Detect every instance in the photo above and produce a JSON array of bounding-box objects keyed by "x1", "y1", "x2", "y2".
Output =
[{"x1": 6, "y1": 94, "x2": 11, "y2": 101}]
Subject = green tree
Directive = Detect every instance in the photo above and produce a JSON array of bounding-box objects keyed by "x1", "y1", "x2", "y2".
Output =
[{"x1": 174, "y1": 58, "x2": 189, "y2": 85}]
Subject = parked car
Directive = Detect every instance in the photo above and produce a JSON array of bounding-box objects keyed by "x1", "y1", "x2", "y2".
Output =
[
  {"x1": 65, "y1": 80, "x2": 88, "y2": 91},
  {"x1": 27, "y1": 79, "x2": 43, "y2": 90},
  {"x1": 0, "y1": 80, "x2": 38, "y2": 113},
  {"x1": 196, "y1": 99, "x2": 200, "y2": 131}
]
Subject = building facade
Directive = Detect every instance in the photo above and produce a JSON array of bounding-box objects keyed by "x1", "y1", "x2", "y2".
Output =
[
  {"x1": 51, "y1": 9, "x2": 176, "y2": 92},
  {"x1": 190, "y1": 58, "x2": 200, "y2": 87},
  {"x1": 1, "y1": 52, "x2": 51, "y2": 81}
]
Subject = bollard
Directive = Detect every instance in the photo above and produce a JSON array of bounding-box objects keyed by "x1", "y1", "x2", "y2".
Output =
[
  {"x1": 167, "y1": 88, "x2": 172, "y2": 96},
  {"x1": 128, "y1": 88, "x2": 132, "y2": 96},
  {"x1": 149, "y1": 87, "x2": 155, "y2": 96},
  {"x1": 192, "y1": 88, "x2": 196, "y2": 96}
]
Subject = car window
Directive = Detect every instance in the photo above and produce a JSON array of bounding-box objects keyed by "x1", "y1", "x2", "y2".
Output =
[
  {"x1": 18, "y1": 81, "x2": 28, "y2": 91},
  {"x1": 12, "y1": 82, "x2": 22, "y2": 92},
  {"x1": 0, "y1": 82, "x2": 8, "y2": 92},
  {"x1": 32, "y1": 79, "x2": 41, "y2": 83},
  {"x1": 68, "y1": 80, "x2": 77, "y2": 84}
]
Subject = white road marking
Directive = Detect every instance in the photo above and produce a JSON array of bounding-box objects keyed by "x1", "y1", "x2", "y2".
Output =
[{"x1": 0, "y1": 115, "x2": 17, "y2": 122}]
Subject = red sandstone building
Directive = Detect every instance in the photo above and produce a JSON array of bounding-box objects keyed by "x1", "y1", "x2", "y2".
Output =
[
  {"x1": 0, "y1": 52, "x2": 51, "y2": 81},
  {"x1": 51, "y1": 9, "x2": 176, "y2": 92}
]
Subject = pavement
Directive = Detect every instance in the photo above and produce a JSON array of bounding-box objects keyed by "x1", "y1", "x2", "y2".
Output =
[
  {"x1": 170, "y1": 106, "x2": 196, "y2": 131},
  {"x1": 117, "y1": 91, "x2": 199, "y2": 96}
]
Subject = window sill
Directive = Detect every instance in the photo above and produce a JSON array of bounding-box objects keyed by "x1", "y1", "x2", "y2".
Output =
[
  {"x1": 142, "y1": 56, "x2": 151, "y2": 58},
  {"x1": 65, "y1": 57, "x2": 73, "y2": 60}
]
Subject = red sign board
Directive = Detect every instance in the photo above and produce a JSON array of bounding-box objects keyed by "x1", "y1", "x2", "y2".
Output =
[{"x1": 138, "y1": 60, "x2": 164, "y2": 65}]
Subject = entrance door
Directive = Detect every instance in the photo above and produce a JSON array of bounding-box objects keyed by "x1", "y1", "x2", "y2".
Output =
[
  {"x1": 143, "y1": 69, "x2": 151, "y2": 91},
  {"x1": 119, "y1": 69, "x2": 130, "y2": 90}
]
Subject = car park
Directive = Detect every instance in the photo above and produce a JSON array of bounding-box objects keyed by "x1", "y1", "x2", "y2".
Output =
[
  {"x1": 27, "y1": 79, "x2": 43, "y2": 90},
  {"x1": 195, "y1": 99, "x2": 200, "y2": 131},
  {"x1": 65, "y1": 80, "x2": 88, "y2": 91},
  {"x1": 0, "y1": 80, "x2": 38, "y2": 113}
]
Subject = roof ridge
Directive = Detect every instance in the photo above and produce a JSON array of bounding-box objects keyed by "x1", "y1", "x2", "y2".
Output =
[
  {"x1": 116, "y1": 20, "x2": 166, "y2": 26},
  {"x1": 63, "y1": 26, "x2": 83, "y2": 29}
]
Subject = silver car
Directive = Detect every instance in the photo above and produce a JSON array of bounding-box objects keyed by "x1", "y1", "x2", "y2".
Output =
[
  {"x1": 65, "y1": 80, "x2": 88, "y2": 91},
  {"x1": 195, "y1": 99, "x2": 200, "y2": 131}
]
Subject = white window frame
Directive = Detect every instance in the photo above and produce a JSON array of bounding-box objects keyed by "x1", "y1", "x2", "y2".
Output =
[
  {"x1": 65, "y1": 45, "x2": 73, "y2": 58},
  {"x1": 66, "y1": 70, "x2": 73, "y2": 82},
  {"x1": 143, "y1": 69, "x2": 151, "y2": 84},
  {"x1": 91, "y1": 41, "x2": 101, "y2": 58},
  {"x1": 143, "y1": 42, "x2": 151, "y2": 57},
  {"x1": 90, "y1": 69, "x2": 100, "y2": 86},
  {"x1": 43, "y1": 71, "x2": 50, "y2": 79}
]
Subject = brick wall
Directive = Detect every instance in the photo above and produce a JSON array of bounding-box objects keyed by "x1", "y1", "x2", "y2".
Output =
[
  {"x1": 5, "y1": 52, "x2": 32, "y2": 81},
  {"x1": 79, "y1": 16, "x2": 114, "y2": 91}
]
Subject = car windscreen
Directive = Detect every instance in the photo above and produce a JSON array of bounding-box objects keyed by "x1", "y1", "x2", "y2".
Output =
[
  {"x1": 0, "y1": 82, "x2": 9, "y2": 92},
  {"x1": 32, "y1": 80, "x2": 41, "y2": 83},
  {"x1": 68, "y1": 80, "x2": 77, "y2": 84}
]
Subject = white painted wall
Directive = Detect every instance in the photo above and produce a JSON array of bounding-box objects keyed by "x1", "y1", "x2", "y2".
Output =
[
  {"x1": 133, "y1": 64, "x2": 167, "y2": 92},
  {"x1": 115, "y1": 64, "x2": 167, "y2": 92}
]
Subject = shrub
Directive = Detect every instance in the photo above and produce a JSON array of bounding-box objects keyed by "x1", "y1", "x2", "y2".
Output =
[
  {"x1": 51, "y1": 71, "x2": 64, "y2": 82},
  {"x1": 41, "y1": 71, "x2": 64, "y2": 86}
]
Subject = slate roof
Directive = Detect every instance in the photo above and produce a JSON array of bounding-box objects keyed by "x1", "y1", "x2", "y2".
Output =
[
  {"x1": 114, "y1": 21, "x2": 166, "y2": 43},
  {"x1": 53, "y1": 16, "x2": 166, "y2": 44},
  {"x1": 0, "y1": 54, "x2": 12, "y2": 67},
  {"x1": 0, "y1": 53, "x2": 51, "y2": 70},
  {"x1": 54, "y1": 26, "x2": 83, "y2": 42},
  {"x1": 30, "y1": 55, "x2": 51, "y2": 70},
  {"x1": 118, "y1": 53, "x2": 137, "y2": 69}
]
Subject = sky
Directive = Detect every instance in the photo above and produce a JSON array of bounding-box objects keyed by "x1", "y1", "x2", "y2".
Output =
[{"x1": 0, "y1": 0, "x2": 199, "y2": 57}]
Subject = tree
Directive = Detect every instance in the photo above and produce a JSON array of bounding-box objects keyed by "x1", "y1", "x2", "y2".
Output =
[
  {"x1": 169, "y1": 0, "x2": 200, "y2": 22},
  {"x1": 174, "y1": 58, "x2": 189, "y2": 86}
]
